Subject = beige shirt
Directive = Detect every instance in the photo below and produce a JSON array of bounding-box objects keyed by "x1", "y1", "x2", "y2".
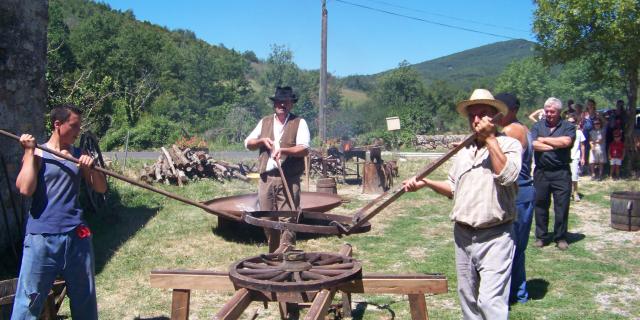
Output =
[{"x1": 448, "y1": 135, "x2": 522, "y2": 228}]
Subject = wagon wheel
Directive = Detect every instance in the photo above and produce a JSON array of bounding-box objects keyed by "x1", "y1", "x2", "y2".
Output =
[
  {"x1": 79, "y1": 132, "x2": 106, "y2": 212},
  {"x1": 229, "y1": 250, "x2": 362, "y2": 292}
]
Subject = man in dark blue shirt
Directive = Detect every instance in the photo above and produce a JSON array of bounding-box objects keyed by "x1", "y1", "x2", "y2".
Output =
[{"x1": 531, "y1": 97, "x2": 576, "y2": 251}]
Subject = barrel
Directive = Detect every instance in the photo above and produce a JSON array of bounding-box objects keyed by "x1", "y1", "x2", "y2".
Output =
[
  {"x1": 610, "y1": 191, "x2": 640, "y2": 231},
  {"x1": 316, "y1": 177, "x2": 337, "y2": 194}
]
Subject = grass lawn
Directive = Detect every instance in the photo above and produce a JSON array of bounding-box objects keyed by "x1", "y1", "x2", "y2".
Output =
[{"x1": 6, "y1": 157, "x2": 639, "y2": 319}]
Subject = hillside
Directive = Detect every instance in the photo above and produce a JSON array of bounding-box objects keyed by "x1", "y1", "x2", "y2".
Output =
[
  {"x1": 341, "y1": 39, "x2": 536, "y2": 91},
  {"x1": 413, "y1": 39, "x2": 536, "y2": 88}
]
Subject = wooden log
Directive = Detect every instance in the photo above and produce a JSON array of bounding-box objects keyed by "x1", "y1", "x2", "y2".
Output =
[
  {"x1": 362, "y1": 162, "x2": 387, "y2": 194},
  {"x1": 408, "y1": 294, "x2": 428, "y2": 320},
  {"x1": 172, "y1": 145, "x2": 190, "y2": 167},
  {"x1": 161, "y1": 147, "x2": 182, "y2": 187},
  {"x1": 213, "y1": 288, "x2": 253, "y2": 320},
  {"x1": 171, "y1": 289, "x2": 190, "y2": 320},
  {"x1": 304, "y1": 288, "x2": 336, "y2": 320},
  {"x1": 149, "y1": 271, "x2": 447, "y2": 295}
]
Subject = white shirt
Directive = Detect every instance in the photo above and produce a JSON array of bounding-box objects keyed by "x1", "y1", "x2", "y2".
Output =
[
  {"x1": 244, "y1": 114, "x2": 311, "y2": 171},
  {"x1": 571, "y1": 129, "x2": 585, "y2": 159}
]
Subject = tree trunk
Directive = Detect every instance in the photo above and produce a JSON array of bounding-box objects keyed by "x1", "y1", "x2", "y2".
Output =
[{"x1": 624, "y1": 64, "x2": 638, "y2": 176}]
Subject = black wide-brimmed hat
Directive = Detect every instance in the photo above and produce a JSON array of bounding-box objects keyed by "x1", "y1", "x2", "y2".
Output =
[{"x1": 269, "y1": 86, "x2": 298, "y2": 103}]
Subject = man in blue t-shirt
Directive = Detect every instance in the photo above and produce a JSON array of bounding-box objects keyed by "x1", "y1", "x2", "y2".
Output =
[{"x1": 12, "y1": 105, "x2": 107, "y2": 320}]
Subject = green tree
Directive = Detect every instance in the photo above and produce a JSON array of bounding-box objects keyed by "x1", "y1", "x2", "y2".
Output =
[
  {"x1": 495, "y1": 57, "x2": 551, "y2": 114},
  {"x1": 534, "y1": 0, "x2": 639, "y2": 147}
]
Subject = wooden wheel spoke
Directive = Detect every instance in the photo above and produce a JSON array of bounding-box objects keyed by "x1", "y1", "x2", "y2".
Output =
[
  {"x1": 242, "y1": 261, "x2": 275, "y2": 269},
  {"x1": 242, "y1": 270, "x2": 283, "y2": 280},
  {"x1": 259, "y1": 256, "x2": 281, "y2": 266},
  {"x1": 311, "y1": 262, "x2": 354, "y2": 269},
  {"x1": 301, "y1": 271, "x2": 328, "y2": 280},
  {"x1": 306, "y1": 253, "x2": 321, "y2": 264},
  {"x1": 237, "y1": 268, "x2": 279, "y2": 275},
  {"x1": 314, "y1": 256, "x2": 343, "y2": 266},
  {"x1": 293, "y1": 271, "x2": 303, "y2": 282},
  {"x1": 309, "y1": 268, "x2": 346, "y2": 276},
  {"x1": 269, "y1": 271, "x2": 292, "y2": 282}
]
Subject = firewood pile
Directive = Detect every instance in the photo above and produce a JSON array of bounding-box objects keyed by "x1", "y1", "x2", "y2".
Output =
[
  {"x1": 139, "y1": 145, "x2": 256, "y2": 186},
  {"x1": 308, "y1": 148, "x2": 345, "y2": 177}
]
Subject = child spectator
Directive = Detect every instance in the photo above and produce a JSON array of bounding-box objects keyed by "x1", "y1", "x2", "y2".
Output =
[
  {"x1": 589, "y1": 119, "x2": 606, "y2": 180},
  {"x1": 567, "y1": 115, "x2": 585, "y2": 200},
  {"x1": 609, "y1": 129, "x2": 624, "y2": 179}
]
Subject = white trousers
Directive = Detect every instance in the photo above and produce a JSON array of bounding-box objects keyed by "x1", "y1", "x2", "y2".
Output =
[{"x1": 454, "y1": 222, "x2": 515, "y2": 320}]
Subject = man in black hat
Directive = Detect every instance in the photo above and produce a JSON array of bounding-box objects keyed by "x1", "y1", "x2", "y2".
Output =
[{"x1": 245, "y1": 86, "x2": 310, "y2": 251}]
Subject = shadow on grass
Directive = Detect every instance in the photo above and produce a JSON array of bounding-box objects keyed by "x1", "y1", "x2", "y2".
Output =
[
  {"x1": 566, "y1": 232, "x2": 586, "y2": 245},
  {"x1": 86, "y1": 189, "x2": 160, "y2": 275},
  {"x1": 211, "y1": 218, "x2": 338, "y2": 246},
  {"x1": 527, "y1": 278, "x2": 550, "y2": 300},
  {"x1": 212, "y1": 219, "x2": 267, "y2": 244},
  {"x1": 351, "y1": 301, "x2": 396, "y2": 319}
]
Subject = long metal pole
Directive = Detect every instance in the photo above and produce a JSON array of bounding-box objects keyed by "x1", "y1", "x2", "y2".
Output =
[
  {"x1": 0, "y1": 130, "x2": 241, "y2": 222},
  {"x1": 319, "y1": 0, "x2": 328, "y2": 144}
]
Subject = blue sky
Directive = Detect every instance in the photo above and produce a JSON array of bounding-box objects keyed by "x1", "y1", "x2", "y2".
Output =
[{"x1": 102, "y1": 0, "x2": 537, "y2": 77}]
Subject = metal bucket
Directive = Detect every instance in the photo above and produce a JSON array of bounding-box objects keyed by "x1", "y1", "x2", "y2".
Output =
[
  {"x1": 610, "y1": 191, "x2": 640, "y2": 231},
  {"x1": 316, "y1": 177, "x2": 337, "y2": 194}
]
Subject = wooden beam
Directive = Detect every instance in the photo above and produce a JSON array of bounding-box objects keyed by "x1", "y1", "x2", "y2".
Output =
[
  {"x1": 150, "y1": 270, "x2": 235, "y2": 292},
  {"x1": 408, "y1": 294, "x2": 428, "y2": 320},
  {"x1": 336, "y1": 273, "x2": 448, "y2": 295},
  {"x1": 304, "y1": 288, "x2": 336, "y2": 320},
  {"x1": 213, "y1": 288, "x2": 253, "y2": 320},
  {"x1": 171, "y1": 289, "x2": 190, "y2": 320},
  {"x1": 150, "y1": 270, "x2": 447, "y2": 295}
]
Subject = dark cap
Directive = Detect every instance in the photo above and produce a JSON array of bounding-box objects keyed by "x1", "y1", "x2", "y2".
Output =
[{"x1": 494, "y1": 93, "x2": 520, "y2": 111}]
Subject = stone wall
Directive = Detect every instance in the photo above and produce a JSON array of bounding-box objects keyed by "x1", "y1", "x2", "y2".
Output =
[
  {"x1": 0, "y1": 0, "x2": 48, "y2": 253},
  {"x1": 415, "y1": 134, "x2": 467, "y2": 150}
]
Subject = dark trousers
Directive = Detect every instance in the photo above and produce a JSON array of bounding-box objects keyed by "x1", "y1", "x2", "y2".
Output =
[{"x1": 534, "y1": 167, "x2": 572, "y2": 242}]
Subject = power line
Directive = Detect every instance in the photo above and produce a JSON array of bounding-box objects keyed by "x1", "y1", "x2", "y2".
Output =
[
  {"x1": 333, "y1": 0, "x2": 519, "y2": 40},
  {"x1": 364, "y1": 0, "x2": 531, "y2": 34}
]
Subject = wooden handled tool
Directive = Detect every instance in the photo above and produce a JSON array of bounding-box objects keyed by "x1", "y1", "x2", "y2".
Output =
[{"x1": 0, "y1": 129, "x2": 241, "y2": 221}]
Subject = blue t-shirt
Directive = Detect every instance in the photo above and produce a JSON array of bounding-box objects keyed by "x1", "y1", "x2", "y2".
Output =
[{"x1": 26, "y1": 147, "x2": 84, "y2": 234}]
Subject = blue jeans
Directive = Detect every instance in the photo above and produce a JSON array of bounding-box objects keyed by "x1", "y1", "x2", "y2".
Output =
[
  {"x1": 510, "y1": 186, "x2": 535, "y2": 304},
  {"x1": 11, "y1": 230, "x2": 97, "y2": 320}
]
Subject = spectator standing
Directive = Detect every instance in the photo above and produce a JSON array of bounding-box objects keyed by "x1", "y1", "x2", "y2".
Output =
[
  {"x1": 495, "y1": 93, "x2": 535, "y2": 304},
  {"x1": 528, "y1": 108, "x2": 545, "y2": 123},
  {"x1": 531, "y1": 97, "x2": 575, "y2": 251},
  {"x1": 566, "y1": 114, "x2": 585, "y2": 201},
  {"x1": 609, "y1": 129, "x2": 625, "y2": 179},
  {"x1": 589, "y1": 119, "x2": 606, "y2": 180}
]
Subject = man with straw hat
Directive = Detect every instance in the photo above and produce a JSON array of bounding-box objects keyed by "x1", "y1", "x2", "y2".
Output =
[
  {"x1": 403, "y1": 89, "x2": 521, "y2": 319},
  {"x1": 245, "y1": 86, "x2": 310, "y2": 250}
]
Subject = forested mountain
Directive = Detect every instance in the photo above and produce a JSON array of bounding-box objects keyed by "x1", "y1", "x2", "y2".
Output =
[{"x1": 340, "y1": 39, "x2": 535, "y2": 92}]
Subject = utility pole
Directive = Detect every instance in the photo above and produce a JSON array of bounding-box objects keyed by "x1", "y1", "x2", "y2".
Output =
[{"x1": 319, "y1": 0, "x2": 328, "y2": 145}]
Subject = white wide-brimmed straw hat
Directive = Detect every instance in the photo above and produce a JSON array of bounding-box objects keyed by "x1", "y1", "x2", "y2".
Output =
[{"x1": 456, "y1": 89, "x2": 509, "y2": 117}]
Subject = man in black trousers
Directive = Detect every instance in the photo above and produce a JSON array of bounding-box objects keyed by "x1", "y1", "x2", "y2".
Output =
[{"x1": 531, "y1": 97, "x2": 575, "y2": 250}]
